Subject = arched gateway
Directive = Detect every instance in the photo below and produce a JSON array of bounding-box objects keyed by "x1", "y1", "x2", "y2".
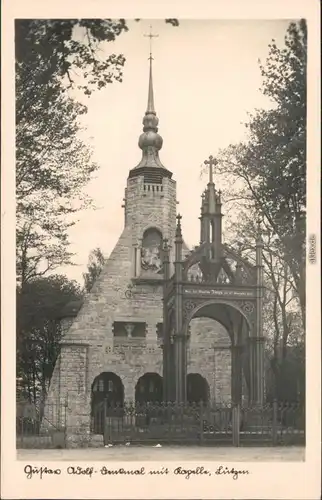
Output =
[
  {"x1": 187, "y1": 373, "x2": 209, "y2": 403},
  {"x1": 161, "y1": 156, "x2": 265, "y2": 407}
]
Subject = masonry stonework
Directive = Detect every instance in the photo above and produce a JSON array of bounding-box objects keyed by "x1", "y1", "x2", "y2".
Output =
[{"x1": 46, "y1": 169, "x2": 232, "y2": 446}]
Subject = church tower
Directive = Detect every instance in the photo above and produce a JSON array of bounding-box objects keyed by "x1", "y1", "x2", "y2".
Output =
[
  {"x1": 44, "y1": 47, "x2": 178, "y2": 446},
  {"x1": 124, "y1": 52, "x2": 177, "y2": 275}
]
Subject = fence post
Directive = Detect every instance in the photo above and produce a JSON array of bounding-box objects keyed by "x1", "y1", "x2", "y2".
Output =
[
  {"x1": 64, "y1": 397, "x2": 68, "y2": 448},
  {"x1": 272, "y1": 399, "x2": 278, "y2": 446},
  {"x1": 103, "y1": 398, "x2": 107, "y2": 445},
  {"x1": 232, "y1": 404, "x2": 240, "y2": 447},
  {"x1": 199, "y1": 402, "x2": 204, "y2": 444},
  {"x1": 21, "y1": 413, "x2": 24, "y2": 447}
]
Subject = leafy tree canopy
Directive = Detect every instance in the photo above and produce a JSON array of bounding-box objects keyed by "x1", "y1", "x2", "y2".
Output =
[
  {"x1": 17, "y1": 274, "x2": 83, "y2": 403},
  {"x1": 215, "y1": 19, "x2": 307, "y2": 325},
  {"x1": 16, "y1": 19, "x2": 178, "y2": 287},
  {"x1": 83, "y1": 247, "x2": 106, "y2": 292}
]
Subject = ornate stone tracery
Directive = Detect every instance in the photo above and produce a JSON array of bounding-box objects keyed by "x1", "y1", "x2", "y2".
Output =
[{"x1": 162, "y1": 156, "x2": 265, "y2": 407}]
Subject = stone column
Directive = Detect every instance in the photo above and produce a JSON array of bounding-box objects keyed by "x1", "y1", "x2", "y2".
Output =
[
  {"x1": 168, "y1": 334, "x2": 176, "y2": 401},
  {"x1": 248, "y1": 218, "x2": 265, "y2": 406},
  {"x1": 174, "y1": 333, "x2": 187, "y2": 403},
  {"x1": 248, "y1": 336, "x2": 265, "y2": 405},
  {"x1": 162, "y1": 238, "x2": 171, "y2": 402},
  {"x1": 133, "y1": 244, "x2": 141, "y2": 277},
  {"x1": 231, "y1": 344, "x2": 243, "y2": 404},
  {"x1": 173, "y1": 215, "x2": 186, "y2": 403},
  {"x1": 123, "y1": 376, "x2": 136, "y2": 403}
]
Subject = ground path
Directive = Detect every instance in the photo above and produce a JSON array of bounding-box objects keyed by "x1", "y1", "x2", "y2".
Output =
[{"x1": 18, "y1": 445, "x2": 304, "y2": 461}]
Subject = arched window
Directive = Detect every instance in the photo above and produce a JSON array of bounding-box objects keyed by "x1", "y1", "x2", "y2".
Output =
[
  {"x1": 211, "y1": 220, "x2": 215, "y2": 243},
  {"x1": 141, "y1": 228, "x2": 163, "y2": 274}
]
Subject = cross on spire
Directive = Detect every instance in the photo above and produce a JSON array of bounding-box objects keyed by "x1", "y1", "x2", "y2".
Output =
[
  {"x1": 204, "y1": 155, "x2": 218, "y2": 184},
  {"x1": 144, "y1": 26, "x2": 159, "y2": 114},
  {"x1": 144, "y1": 25, "x2": 159, "y2": 60}
]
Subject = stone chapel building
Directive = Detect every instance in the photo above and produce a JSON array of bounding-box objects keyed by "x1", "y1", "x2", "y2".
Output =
[{"x1": 45, "y1": 54, "x2": 232, "y2": 441}]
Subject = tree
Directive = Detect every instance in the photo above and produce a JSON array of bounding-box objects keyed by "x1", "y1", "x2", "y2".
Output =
[
  {"x1": 224, "y1": 213, "x2": 304, "y2": 402},
  {"x1": 16, "y1": 19, "x2": 179, "y2": 287},
  {"x1": 83, "y1": 247, "x2": 106, "y2": 292},
  {"x1": 215, "y1": 20, "x2": 307, "y2": 328},
  {"x1": 204, "y1": 20, "x2": 307, "y2": 401},
  {"x1": 16, "y1": 275, "x2": 83, "y2": 404}
]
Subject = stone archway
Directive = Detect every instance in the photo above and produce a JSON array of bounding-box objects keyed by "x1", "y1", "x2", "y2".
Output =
[
  {"x1": 187, "y1": 373, "x2": 209, "y2": 403},
  {"x1": 91, "y1": 372, "x2": 124, "y2": 433},
  {"x1": 182, "y1": 299, "x2": 253, "y2": 403},
  {"x1": 162, "y1": 184, "x2": 264, "y2": 407},
  {"x1": 183, "y1": 301, "x2": 252, "y2": 405},
  {"x1": 135, "y1": 373, "x2": 163, "y2": 404},
  {"x1": 184, "y1": 300, "x2": 253, "y2": 341}
]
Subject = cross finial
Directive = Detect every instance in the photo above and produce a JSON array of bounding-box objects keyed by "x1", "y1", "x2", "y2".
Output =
[
  {"x1": 204, "y1": 155, "x2": 218, "y2": 184},
  {"x1": 144, "y1": 25, "x2": 159, "y2": 60}
]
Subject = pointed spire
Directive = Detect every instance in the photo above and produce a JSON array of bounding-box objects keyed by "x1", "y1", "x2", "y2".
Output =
[
  {"x1": 129, "y1": 27, "x2": 172, "y2": 179},
  {"x1": 144, "y1": 26, "x2": 158, "y2": 115},
  {"x1": 175, "y1": 214, "x2": 183, "y2": 265},
  {"x1": 175, "y1": 214, "x2": 183, "y2": 240},
  {"x1": 147, "y1": 54, "x2": 156, "y2": 114}
]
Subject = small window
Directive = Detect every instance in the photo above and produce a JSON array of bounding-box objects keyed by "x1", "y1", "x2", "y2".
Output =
[
  {"x1": 113, "y1": 322, "x2": 128, "y2": 337},
  {"x1": 113, "y1": 321, "x2": 147, "y2": 338}
]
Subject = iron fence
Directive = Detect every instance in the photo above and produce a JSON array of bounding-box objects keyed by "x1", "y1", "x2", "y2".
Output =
[
  {"x1": 16, "y1": 400, "x2": 67, "y2": 449},
  {"x1": 92, "y1": 400, "x2": 305, "y2": 447},
  {"x1": 16, "y1": 399, "x2": 304, "y2": 448}
]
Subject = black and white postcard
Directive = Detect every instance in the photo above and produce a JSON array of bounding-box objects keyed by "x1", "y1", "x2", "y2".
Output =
[{"x1": 1, "y1": 0, "x2": 321, "y2": 498}]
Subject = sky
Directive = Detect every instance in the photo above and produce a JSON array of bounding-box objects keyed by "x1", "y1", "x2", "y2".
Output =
[{"x1": 60, "y1": 19, "x2": 293, "y2": 284}]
